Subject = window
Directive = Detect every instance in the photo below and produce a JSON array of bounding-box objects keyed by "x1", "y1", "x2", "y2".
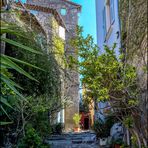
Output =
[
  {"x1": 60, "y1": 8, "x2": 67, "y2": 16},
  {"x1": 103, "y1": 7, "x2": 107, "y2": 40},
  {"x1": 103, "y1": 0, "x2": 115, "y2": 40},
  {"x1": 59, "y1": 26, "x2": 65, "y2": 40},
  {"x1": 110, "y1": 0, "x2": 115, "y2": 23},
  {"x1": 106, "y1": 0, "x2": 111, "y2": 31}
]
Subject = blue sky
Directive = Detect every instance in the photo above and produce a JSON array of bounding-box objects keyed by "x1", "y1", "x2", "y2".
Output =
[{"x1": 72, "y1": 0, "x2": 97, "y2": 43}]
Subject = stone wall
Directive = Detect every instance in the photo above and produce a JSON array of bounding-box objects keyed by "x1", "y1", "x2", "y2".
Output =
[
  {"x1": 119, "y1": 0, "x2": 147, "y2": 144},
  {"x1": 27, "y1": 0, "x2": 81, "y2": 131}
]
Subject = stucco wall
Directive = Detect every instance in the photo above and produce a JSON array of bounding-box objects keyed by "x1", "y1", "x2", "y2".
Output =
[{"x1": 96, "y1": 0, "x2": 121, "y2": 54}]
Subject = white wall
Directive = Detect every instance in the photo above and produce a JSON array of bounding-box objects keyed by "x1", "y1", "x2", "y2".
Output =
[{"x1": 96, "y1": 0, "x2": 121, "y2": 54}]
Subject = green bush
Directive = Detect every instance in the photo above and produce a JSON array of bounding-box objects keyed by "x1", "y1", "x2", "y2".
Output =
[
  {"x1": 32, "y1": 112, "x2": 52, "y2": 138},
  {"x1": 93, "y1": 116, "x2": 115, "y2": 138},
  {"x1": 18, "y1": 124, "x2": 49, "y2": 148},
  {"x1": 73, "y1": 113, "x2": 81, "y2": 127},
  {"x1": 51, "y1": 123, "x2": 63, "y2": 134},
  {"x1": 93, "y1": 119, "x2": 109, "y2": 138}
]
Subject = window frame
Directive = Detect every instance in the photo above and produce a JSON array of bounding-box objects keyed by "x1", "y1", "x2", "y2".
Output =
[{"x1": 103, "y1": 0, "x2": 115, "y2": 42}]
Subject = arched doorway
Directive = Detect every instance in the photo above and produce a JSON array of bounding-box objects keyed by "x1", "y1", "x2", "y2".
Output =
[{"x1": 84, "y1": 117, "x2": 89, "y2": 130}]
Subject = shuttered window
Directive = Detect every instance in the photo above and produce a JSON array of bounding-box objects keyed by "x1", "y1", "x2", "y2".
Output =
[
  {"x1": 103, "y1": 7, "x2": 107, "y2": 40},
  {"x1": 110, "y1": 0, "x2": 115, "y2": 23}
]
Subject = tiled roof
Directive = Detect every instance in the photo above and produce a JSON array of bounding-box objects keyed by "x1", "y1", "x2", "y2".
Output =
[{"x1": 15, "y1": 2, "x2": 67, "y2": 29}]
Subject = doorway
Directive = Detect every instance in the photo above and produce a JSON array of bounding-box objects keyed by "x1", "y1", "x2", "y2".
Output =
[{"x1": 84, "y1": 118, "x2": 89, "y2": 130}]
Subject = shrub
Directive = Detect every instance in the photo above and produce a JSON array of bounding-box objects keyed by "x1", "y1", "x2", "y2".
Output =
[
  {"x1": 18, "y1": 124, "x2": 49, "y2": 148},
  {"x1": 32, "y1": 112, "x2": 52, "y2": 138},
  {"x1": 93, "y1": 119, "x2": 108, "y2": 138},
  {"x1": 73, "y1": 113, "x2": 81, "y2": 127},
  {"x1": 93, "y1": 116, "x2": 115, "y2": 138},
  {"x1": 51, "y1": 123, "x2": 63, "y2": 135}
]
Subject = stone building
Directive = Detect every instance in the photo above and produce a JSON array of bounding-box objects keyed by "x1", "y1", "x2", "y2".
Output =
[
  {"x1": 119, "y1": 0, "x2": 147, "y2": 146},
  {"x1": 2, "y1": 0, "x2": 81, "y2": 131},
  {"x1": 24, "y1": 0, "x2": 81, "y2": 131}
]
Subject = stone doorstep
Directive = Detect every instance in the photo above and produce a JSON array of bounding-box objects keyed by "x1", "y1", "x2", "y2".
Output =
[
  {"x1": 47, "y1": 137, "x2": 95, "y2": 141},
  {"x1": 72, "y1": 140, "x2": 95, "y2": 144},
  {"x1": 45, "y1": 140, "x2": 72, "y2": 144},
  {"x1": 49, "y1": 134, "x2": 96, "y2": 139},
  {"x1": 47, "y1": 138, "x2": 67, "y2": 140},
  {"x1": 47, "y1": 141, "x2": 96, "y2": 144},
  {"x1": 50, "y1": 134, "x2": 95, "y2": 138}
]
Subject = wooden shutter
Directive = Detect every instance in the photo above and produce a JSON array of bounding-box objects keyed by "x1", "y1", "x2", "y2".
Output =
[
  {"x1": 110, "y1": 0, "x2": 115, "y2": 23},
  {"x1": 103, "y1": 7, "x2": 107, "y2": 41}
]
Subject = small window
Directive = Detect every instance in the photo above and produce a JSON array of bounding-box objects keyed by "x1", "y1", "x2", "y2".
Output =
[
  {"x1": 60, "y1": 8, "x2": 67, "y2": 16},
  {"x1": 59, "y1": 26, "x2": 65, "y2": 40}
]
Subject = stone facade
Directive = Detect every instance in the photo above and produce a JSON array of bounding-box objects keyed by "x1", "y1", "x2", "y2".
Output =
[
  {"x1": 26, "y1": 0, "x2": 81, "y2": 131},
  {"x1": 119, "y1": 0, "x2": 147, "y2": 145}
]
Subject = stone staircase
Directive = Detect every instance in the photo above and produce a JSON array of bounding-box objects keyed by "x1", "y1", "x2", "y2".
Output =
[{"x1": 45, "y1": 131, "x2": 100, "y2": 148}]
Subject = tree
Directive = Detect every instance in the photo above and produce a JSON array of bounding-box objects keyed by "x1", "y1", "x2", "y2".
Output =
[{"x1": 70, "y1": 26, "x2": 146, "y2": 146}]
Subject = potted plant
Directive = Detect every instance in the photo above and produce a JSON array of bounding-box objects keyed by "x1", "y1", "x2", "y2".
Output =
[
  {"x1": 73, "y1": 113, "x2": 81, "y2": 132},
  {"x1": 93, "y1": 116, "x2": 116, "y2": 146},
  {"x1": 112, "y1": 139, "x2": 123, "y2": 148}
]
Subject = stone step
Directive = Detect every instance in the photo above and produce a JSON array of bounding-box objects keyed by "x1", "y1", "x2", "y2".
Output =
[
  {"x1": 50, "y1": 132, "x2": 96, "y2": 137},
  {"x1": 45, "y1": 131, "x2": 98, "y2": 148},
  {"x1": 72, "y1": 140, "x2": 95, "y2": 144},
  {"x1": 48, "y1": 135, "x2": 96, "y2": 141}
]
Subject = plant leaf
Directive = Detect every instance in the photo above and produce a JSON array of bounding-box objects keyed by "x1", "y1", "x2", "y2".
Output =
[
  {"x1": 1, "y1": 74, "x2": 23, "y2": 90},
  {"x1": 1, "y1": 55, "x2": 38, "y2": 82},
  {"x1": 0, "y1": 96, "x2": 13, "y2": 109},
  {"x1": 1, "y1": 105, "x2": 12, "y2": 120},
  {"x1": 5, "y1": 55, "x2": 44, "y2": 71},
  {"x1": 0, "y1": 121, "x2": 13, "y2": 125},
  {"x1": 1, "y1": 74, "x2": 25, "y2": 99},
  {"x1": 1, "y1": 37, "x2": 42, "y2": 55}
]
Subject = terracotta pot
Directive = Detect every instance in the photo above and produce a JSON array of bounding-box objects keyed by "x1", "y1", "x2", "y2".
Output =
[
  {"x1": 74, "y1": 127, "x2": 80, "y2": 132},
  {"x1": 114, "y1": 144, "x2": 121, "y2": 148}
]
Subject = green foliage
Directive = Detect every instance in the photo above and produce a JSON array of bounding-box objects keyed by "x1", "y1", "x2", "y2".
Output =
[
  {"x1": 123, "y1": 116, "x2": 134, "y2": 128},
  {"x1": 131, "y1": 135, "x2": 138, "y2": 148},
  {"x1": 30, "y1": 112, "x2": 51, "y2": 137},
  {"x1": 73, "y1": 113, "x2": 81, "y2": 127},
  {"x1": 93, "y1": 116, "x2": 115, "y2": 138},
  {"x1": 51, "y1": 123, "x2": 63, "y2": 135},
  {"x1": 71, "y1": 26, "x2": 139, "y2": 128},
  {"x1": 1, "y1": 9, "x2": 64, "y2": 147},
  {"x1": 112, "y1": 138, "x2": 124, "y2": 145},
  {"x1": 18, "y1": 124, "x2": 49, "y2": 148},
  {"x1": 1, "y1": 16, "x2": 42, "y2": 125},
  {"x1": 6, "y1": 32, "x2": 62, "y2": 98}
]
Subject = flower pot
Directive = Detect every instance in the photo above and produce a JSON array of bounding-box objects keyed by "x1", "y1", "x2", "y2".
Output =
[
  {"x1": 100, "y1": 137, "x2": 108, "y2": 146},
  {"x1": 74, "y1": 127, "x2": 80, "y2": 132},
  {"x1": 114, "y1": 144, "x2": 121, "y2": 148}
]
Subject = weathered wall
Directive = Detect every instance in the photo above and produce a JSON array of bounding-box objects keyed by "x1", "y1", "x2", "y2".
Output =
[
  {"x1": 119, "y1": 0, "x2": 147, "y2": 144},
  {"x1": 27, "y1": 0, "x2": 81, "y2": 131}
]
